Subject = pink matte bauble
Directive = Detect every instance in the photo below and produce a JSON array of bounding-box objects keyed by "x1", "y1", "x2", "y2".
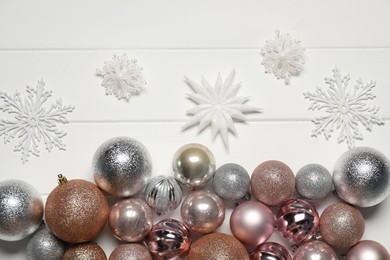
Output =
[
  {"x1": 251, "y1": 160, "x2": 295, "y2": 206},
  {"x1": 230, "y1": 200, "x2": 274, "y2": 246},
  {"x1": 347, "y1": 240, "x2": 390, "y2": 260},
  {"x1": 293, "y1": 240, "x2": 337, "y2": 260}
]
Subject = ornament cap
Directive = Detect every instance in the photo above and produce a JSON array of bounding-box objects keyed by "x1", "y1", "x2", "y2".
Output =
[{"x1": 57, "y1": 174, "x2": 68, "y2": 185}]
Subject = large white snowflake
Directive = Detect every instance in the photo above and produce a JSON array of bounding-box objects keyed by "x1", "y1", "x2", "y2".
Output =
[
  {"x1": 96, "y1": 54, "x2": 146, "y2": 101},
  {"x1": 261, "y1": 30, "x2": 305, "y2": 84},
  {"x1": 304, "y1": 67, "x2": 384, "y2": 148},
  {"x1": 0, "y1": 80, "x2": 75, "y2": 163},
  {"x1": 182, "y1": 70, "x2": 261, "y2": 148}
]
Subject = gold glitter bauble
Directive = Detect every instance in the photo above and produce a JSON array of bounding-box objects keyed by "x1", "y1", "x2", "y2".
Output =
[
  {"x1": 62, "y1": 243, "x2": 106, "y2": 260},
  {"x1": 187, "y1": 233, "x2": 249, "y2": 260},
  {"x1": 45, "y1": 178, "x2": 109, "y2": 244}
]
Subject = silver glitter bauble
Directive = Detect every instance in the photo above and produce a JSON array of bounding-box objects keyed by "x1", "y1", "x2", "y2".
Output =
[
  {"x1": 333, "y1": 147, "x2": 390, "y2": 207},
  {"x1": 0, "y1": 180, "x2": 43, "y2": 241},
  {"x1": 172, "y1": 143, "x2": 216, "y2": 189},
  {"x1": 212, "y1": 163, "x2": 250, "y2": 200},
  {"x1": 296, "y1": 164, "x2": 333, "y2": 201},
  {"x1": 145, "y1": 175, "x2": 183, "y2": 216},
  {"x1": 93, "y1": 136, "x2": 152, "y2": 197},
  {"x1": 26, "y1": 225, "x2": 65, "y2": 260}
]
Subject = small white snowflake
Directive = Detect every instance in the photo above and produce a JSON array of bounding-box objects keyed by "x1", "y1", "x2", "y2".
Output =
[
  {"x1": 96, "y1": 54, "x2": 146, "y2": 101},
  {"x1": 182, "y1": 70, "x2": 261, "y2": 148},
  {"x1": 261, "y1": 30, "x2": 305, "y2": 84},
  {"x1": 304, "y1": 67, "x2": 384, "y2": 148},
  {"x1": 0, "y1": 80, "x2": 75, "y2": 163}
]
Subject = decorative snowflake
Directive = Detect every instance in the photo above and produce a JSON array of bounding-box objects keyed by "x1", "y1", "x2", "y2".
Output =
[
  {"x1": 96, "y1": 54, "x2": 146, "y2": 101},
  {"x1": 261, "y1": 30, "x2": 305, "y2": 84},
  {"x1": 0, "y1": 80, "x2": 75, "y2": 163},
  {"x1": 182, "y1": 70, "x2": 261, "y2": 148},
  {"x1": 304, "y1": 67, "x2": 384, "y2": 148}
]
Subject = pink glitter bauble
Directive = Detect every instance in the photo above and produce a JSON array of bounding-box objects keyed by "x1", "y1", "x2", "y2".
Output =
[
  {"x1": 146, "y1": 219, "x2": 191, "y2": 259},
  {"x1": 276, "y1": 199, "x2": 319, "y2": 244},
  {"x1": 252, "y1": 242, "x2": 292, "y2": 260}
]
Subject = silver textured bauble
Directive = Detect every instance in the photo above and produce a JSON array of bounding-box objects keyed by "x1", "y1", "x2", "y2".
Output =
[
  {"x1": 0, "y1": 180, "x2": 43, "y2": 241},
  {"x1": 212, "y1": 163, "x2": 250, "y2": 200},
  {"x1": 145, "y1": 175, "x2": 183, "y2": 216},
  {"x1": 296, "y1": 164, "x2": 333, "y2": 201},
  {"x1": 93, "y1": 136, "x2": 152, "y2": 197},
  {"x1": 333, "y1": 147, "x2": 390, "y2": 207},
  {"x1": 26, "y1": 225, "x2": 65, "y2": 260},
  {"x1": 172, "y1": 143, "x2": 216, "y2": 189}
]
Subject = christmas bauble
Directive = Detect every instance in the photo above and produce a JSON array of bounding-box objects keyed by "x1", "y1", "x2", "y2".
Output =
[
  {"x1": 93, "y1": 136, "x2": 152, "y2": 197},
  {"x1": 296, "y1": 164, "x2": 332, "y2": 201},
  {"x1": 346, "y1": 240, "x2": 390, "y2": 260},
  {"x1": 180, "y1": 190, "x2": 225, "y2": 234},
  {"x1": 320, "y1": 203, "x2": 365, "y2": 249},
  {"x1": 0, "y1": 180, "x2": 43, "y2": 241},
  {"x1": 212, "y1": 163, "x2": 250, "y2": 200},
  {"x1": 251, "y1": 160, "x2": 295, "y2": 205},
  {"x1": 45, "y1": 175, "x2": 109, "y2": 243},
  {"x1": 230, "y1": 200, "x2": 274, "y2": 246},
  {"x1": 333, "y1": 147, "x2": 390, "y2": 207},
  {"x1": 187, "y1": 232, "x2": 249, "y2": 260},
  {"x1": 144, "y1": 175, "x2": 182, "y2": 216},
  {"x1": 108, "y1": 198, "x2": 153, "y2": 242},
  {"x1": 293, "y1": 240, "x2": 337, "y2": 260},
  {"x1": 276, "y1": 199, "x2": 319, "y2": 244},
  {"x1": 146, "y1": 219, "x2": 191, "y2": 259},
  {"x1": 26, "y1": 225, "x2": 65, "y2": 260},
  {"x1": 109, "y1": 244, "x2": 152, "y2": 260},
  {"x1": 252, "y1": 242, "x2": 292, "y2": 260},
  {"x1": 172, "y1": 143, "x2": 216, "y2": 189},
  {"x1": 62, "y1": 243, "x2": 106, "y2": 260}
]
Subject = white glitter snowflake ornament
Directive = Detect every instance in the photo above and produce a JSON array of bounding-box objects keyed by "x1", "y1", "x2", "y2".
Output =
[
  {"x1": 96, "y1": 54, "x2": 146, "y2": 101},
  {"x1": 0, "y1": 80, "x2": 75, "y2": 163},
  {"x1": 304, "y1": 67, "x2": 384, "y2": 148},
  {"x1": 183, "y1": 70, "x2": 261, "y2": 148},
  {"x1": 261, "y1": 30, "x2": 305, "y2": 84}
]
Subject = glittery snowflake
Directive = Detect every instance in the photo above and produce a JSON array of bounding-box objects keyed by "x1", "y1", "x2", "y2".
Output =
[
  {"x1": 0, "y1": 80, "x2": 75, "y2": 162},
  {"x1": 182, "y1": 70, "x2": 261, "y2": 148},
  {"x1": 261, "y1": 30, "x2": 305, "y2": 84},
  {"x1": 304, "y1": 67, "x2": 384, "y2": 148},
  {"x1": 96, "y1": 54, "x2": 146, "y2": 101}
]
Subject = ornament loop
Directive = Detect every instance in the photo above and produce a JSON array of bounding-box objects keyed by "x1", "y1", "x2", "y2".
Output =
[{"x1": 57, "y1": 174, "x2": 68, "y2": 185}]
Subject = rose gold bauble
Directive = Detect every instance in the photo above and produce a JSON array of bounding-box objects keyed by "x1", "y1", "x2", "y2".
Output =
[
  {"x1": 293, "y1": 240, "x2": 337, "y2": 260},
  {"x1": 45, "y1": 176, "x2": 109, "y2": 243},
  {"x1": 109, "y1": 244, "x2": 152, "y2": 260},
  {"x1": 188, "y1": 232, "x2": 249, "y2": 260},
  {"x1": 62, "y1": 243, "x2": 106, "y2": 260},
  {"x1": 252, "y1": 242, "x2": 292, "y2": 260},
  {"x1": 320, "y1": 203, "x2": 365, "y2": 249},
  {"x1": 251, "y1": 160, "x2": 295, "y2": 205},
  {"x1": 347, "y1": 240, "x2": 390, "y2": 260}
]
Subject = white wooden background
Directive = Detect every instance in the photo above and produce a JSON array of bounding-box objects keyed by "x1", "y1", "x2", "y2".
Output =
[{"x1": 1, "y1": 0, "x2": 390, "y2": 258}]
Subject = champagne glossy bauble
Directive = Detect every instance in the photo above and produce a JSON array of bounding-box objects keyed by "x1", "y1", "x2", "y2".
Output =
[{"x1": 347, "y1": 240, "x2": 390, "y2": 260}]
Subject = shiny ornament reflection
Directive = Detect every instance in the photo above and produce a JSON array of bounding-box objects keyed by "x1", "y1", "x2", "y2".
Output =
[
  {"x1": 108, "y1": 198, "x2": 153, "y2": 242},
  {"x1": 62, "y1": 243, "x2": 106, "y2": 260},
  {"x1": 333, "y1": 147, "x2": 390, "y2": 207},
  {"x1": 320, "y1": 203, "x2": 364, "y2": 249},
  {"x1": 109, "y1": 243, "x2": 152, "y2": 260},
  {"x1": 251, "y1": 160, "x2": 295, "y2": 205},
  {"x1": 252, "y1": 242, "x2": 292, "y2": 260},
  {"x1": 45, "y1": 178, "x2": 109, "y2": 244},
  {"x1": 276, "y1": 199, "x2": 319, "y2": 244},
  {"x1": 188, "y1": 232, "x2": 249, "y2": 260},
  {"x1": 26, "y1": 225, "x2": 65, "y2": 260},
  {"x1": 172, "y1": 143, "x2": 216, "y2": 189},
  {"x1": 93, "y1": 136, "x2": 152, "y2": 197},
  {"x1": 230, "y1": 200, "x2": 274, "y2": 246},
  {"x1": 213, "y1": 163, "x2": 250, "y2": 200},
  {"x1": 296, "y1": 164, "x2": 332, "y2": 201},
  {"x1": 145, "y1": 175, "x2": 182, "y2": 216},
  {"x1": 181, "y1": 190, "x2": 225, "y2": 234},
  {"x1": 293, "y1": 240, "x2": 337, "y2": 260},
  {"x1": 346, "y1": 240, "x2": 390, "y2": 260},
  {"x1": 0, "y1": 180, "x2": 43, "y2": 241},
  {"x1": 146, "y1": 219, "x2": 191, "y2": 259}
]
